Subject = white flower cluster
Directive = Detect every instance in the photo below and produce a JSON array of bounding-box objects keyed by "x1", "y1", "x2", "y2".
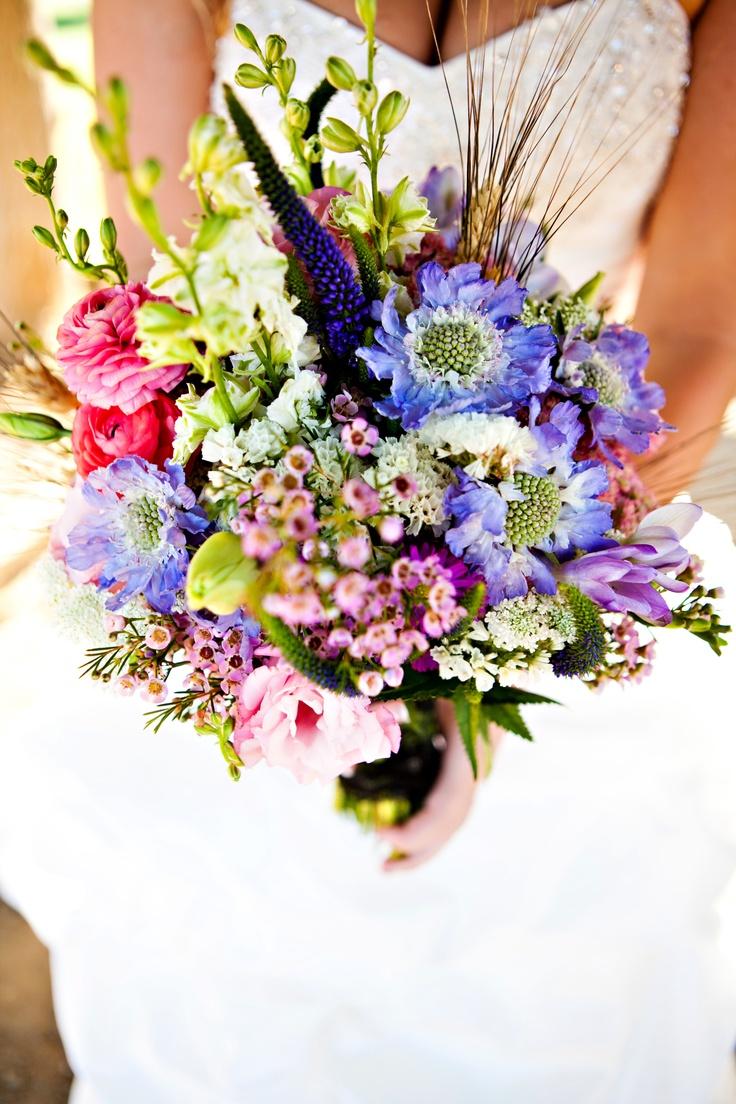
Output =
[
  {"x1": 431, "y1": 592, "x2": 576, "y2": 693},
  {"x1": 42, "y1": 556, "x2": 109, "y2": 644},
  {"x1": 308, "y1": 436, "x2": 346, "y2": 500},
  {"x1": 368, "y1": 434, "x2": 453, "y2": 535},
  {"x1": 418, "y1": 412, "x2": 537, "y2": 479}
]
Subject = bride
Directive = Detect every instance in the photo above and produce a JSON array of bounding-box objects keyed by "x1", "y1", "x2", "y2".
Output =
[{"x1": 2, "y1": 1, "x2": 736, "y2": 1100}]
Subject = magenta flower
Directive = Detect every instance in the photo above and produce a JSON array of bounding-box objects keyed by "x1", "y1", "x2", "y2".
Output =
[{"x1": 57, "y1": 283, "x2": 188, "y2": 414}]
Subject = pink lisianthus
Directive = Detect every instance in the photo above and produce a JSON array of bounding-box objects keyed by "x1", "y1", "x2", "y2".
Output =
[
  {"x1": 273, "y1": 187, "x2": 356, "y2": 267},
  {"x1": 57, "y1": 283, "x2": 188, "y2": 414},
  {"x1": 233, "y1": 663, "x2": 406, "y2": 784}
]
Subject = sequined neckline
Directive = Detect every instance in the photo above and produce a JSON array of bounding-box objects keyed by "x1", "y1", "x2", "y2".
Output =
[{"x1": 287, "y1": 0, "x2": 688, "y2": 73}]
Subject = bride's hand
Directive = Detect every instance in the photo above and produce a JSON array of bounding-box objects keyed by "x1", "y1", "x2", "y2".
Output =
[{"x1": 377, "y1": 699, "x2": 497, "y2": 873}]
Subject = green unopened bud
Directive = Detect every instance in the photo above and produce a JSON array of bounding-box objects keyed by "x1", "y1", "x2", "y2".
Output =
[
  {"x1": 100, "y1": 216, "x2": 118, "y2": 253},
  {"x1": 353, "y1": 79, "x2": 377, "y2": 116},
  {"x1": 284, "y1": 97, "x2": 310, "y2": 133},
  {"x1": 273, "y1": 56, "x2": 296, "y2": 96},
  {"x1": 186, "y1": 532, "x2": 258, "y2": 616},
  {"x1": 376, "y1": 90, "x2": 409, "y2": 134},
  {"x1": 134, "y1": 157, "x2": 162, "y2": 196},
  {"x1": 0, "y1": 411, "x2": 70, "y2": 441},
  {"x1": 106, "y1": 77, "x2": 129, "y2": 126},
  {"x1": 32, "y1": 225, "x2": 58, "y2": 252},
  {"x1": 234, "y1": 22, "x2": 260, "y2": 54},
  {"x1": 264, "y1": 34, "x2": 287, "y2": 64},
  {"x1": 89, "y1": 121, "x2": 116, "y2": 164},
  {"x1": 74, "y1": 227, "x2": 90, "y2": 260},
  {"x1": 321, "y1": 116, "x2": 363, "y2": 153},
  {"x1": 25, "y1": 38, "x2": 80, "y2": 87},
  {"x1": 187, "y1": 113, "x2": 243, "y2": 176},
  {"x1": 235, "y1": 62, "x2": 269, "y2": 89},
  {"x1": 355, "y1": 0, "x2": 377, "y2": 32},
  {"x1": 136, "y1": 300, "x2": 192, "y2": 337},
  {"x1": 325, "y1": 55, "x2": 357, "y2": 91},
  {"x1": 56, "y1": 209, "x2": 69, "y2": 231},
  {"x1": 303, "y1": 134, "x2": 324, "y2": 163}
]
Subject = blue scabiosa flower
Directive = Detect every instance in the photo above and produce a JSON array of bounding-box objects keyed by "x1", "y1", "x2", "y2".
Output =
[
  {"x1": 357, "y1": 262, "x2": 556, "y2": 429},
  {"x1": 65, "y1": 457, "x2": 209, "y2": 614},
  {"x1": 444, "y1": 401, "x2": 612, "y2": 602},
  {"x1": 559, "y1": 324, "x2": 668, "y2": 461}
]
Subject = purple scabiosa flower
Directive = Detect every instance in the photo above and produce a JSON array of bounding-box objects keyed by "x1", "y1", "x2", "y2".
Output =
[
  {"x1": 559, "y1": 324, "x2": 668, "y2": 461},
  {"x1": 65, "y1": 457, "x2": 208, "y2": 614},
  {"x1": 444, "y1": 401, "x2": 612, "y2": 603},
  {"x1": 357, "y1": 262, "x2": 556, "y2": 429}
]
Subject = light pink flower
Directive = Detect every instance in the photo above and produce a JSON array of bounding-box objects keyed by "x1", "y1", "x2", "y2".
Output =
[
  {"x1": 234, "y1": 663, "x2": 405, "y2": 783},
  {"x1": 341, "y1": 417, "x2": 379, "y2": 457},
  {"x1": 378, "y1": 516, "x2": 404, "y2": 544},
  {"x1": 338, "y1": 535, "x2": 371, "y2": 568},
  {"x1": 57, "y1": 283, "x2": 188, "y2": 414},
  {"x1": 49, "y1": 479, "x2": 100, "y2": 585},
  {"x1": 342, "y1": 477, "x2": 381, "y2": 518}
]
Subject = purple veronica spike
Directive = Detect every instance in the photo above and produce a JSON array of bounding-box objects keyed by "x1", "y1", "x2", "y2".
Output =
[
  {"x1": 357, "y1": 262, "x2": 556, "y2": 429},
  {"x1": 65, "y1": 457, "x2": 209, "y2": 614}
]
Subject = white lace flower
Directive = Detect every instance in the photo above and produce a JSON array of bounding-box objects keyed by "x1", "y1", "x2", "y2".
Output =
[
  {"x1": 484, "y1": 593, "x2": 575, "y2": 653},
  {"x1": 236, "y1": 418, "x2": 287, "y2": 464},
  {"x1": 418, "y1": 412, "x2": 537, "y2": 478},
  {"x1": 42, "y1": 556, "x2": 108, "y2": 644},
  {"x1": 368, "y1": 434, "x2": 453, "y2": 535}
]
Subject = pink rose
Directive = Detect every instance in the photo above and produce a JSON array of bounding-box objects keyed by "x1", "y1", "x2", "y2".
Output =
[
  {"x1": 71, "y1": 395, "x2": 178, "y2": 477},
  {"x1": 234, "y1": 663, "x2": 406, "y2": 784},
  {"x1": 57, "y1": 283, "x2": 188, "y2": 414},
  {"x1": 273, "y1": 187, "x2": 356, "y2": 267}
]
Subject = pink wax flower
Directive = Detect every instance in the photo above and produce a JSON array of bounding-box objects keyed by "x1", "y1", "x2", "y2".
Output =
[
  {"x1": 234, "y1": 663, "x2": 405, "y2": 784},
  {"x1": 337, "y1": 535, "x2": 371, "y2": 568},
  {"x1": 342, "y1": 477, "x2": 381, "y2": 518},
  {"x1": 341, "y1": 417, "x2": 379, "y2": 457},
  {"x1": 57, "y1": 283, "x2": 188, "y2": 414}
]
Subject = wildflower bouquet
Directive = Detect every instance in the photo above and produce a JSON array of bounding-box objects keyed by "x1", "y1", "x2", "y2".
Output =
[{"x1": 5, "y1": 4, "x2": 729, "y2": 824}]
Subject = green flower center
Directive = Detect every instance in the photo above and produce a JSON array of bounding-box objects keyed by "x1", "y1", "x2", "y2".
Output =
[
  {"x1": 127, "y1": 495, "x2": 163, "y2": 552},
  {"x1": 580, "y1": 355, "x2": 628, "y2": 409},
  {"x1": 505, "y1": 473, "x2": 561, "y2": 546},
  {"x1": 410, "y1": 306, "x2": 505, "y2": 387}
]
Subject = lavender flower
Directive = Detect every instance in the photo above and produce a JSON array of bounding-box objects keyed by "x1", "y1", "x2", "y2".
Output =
[
  {"x1": 66, "y1": 457, "x2": 209, "y2": 613},
  {"x1": 419, "y1": 166, "x2": 462, "y2": 247},
  {"x1": 357, "y1": 262, "x2": 556, "y2": 429}
]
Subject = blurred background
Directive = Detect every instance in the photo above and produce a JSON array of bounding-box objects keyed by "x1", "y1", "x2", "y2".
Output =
[{"x1": 1, "y1": 2, "x2": 735, "y2": 1101}]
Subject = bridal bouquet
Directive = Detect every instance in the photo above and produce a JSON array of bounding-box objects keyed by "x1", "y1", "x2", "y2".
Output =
[{"x1": 6, "y1": 4, "x2": 729, "y2": 821}]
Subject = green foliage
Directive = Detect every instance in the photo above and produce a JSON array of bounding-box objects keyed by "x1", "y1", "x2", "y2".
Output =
[{"x1": 259, "y1": 612, "x2": 357, "y2": 695}]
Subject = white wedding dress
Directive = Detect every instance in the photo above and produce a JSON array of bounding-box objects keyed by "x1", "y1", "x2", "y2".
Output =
[{"x1": 3, "y1": 2, "x2": 736, "y2": 1102}]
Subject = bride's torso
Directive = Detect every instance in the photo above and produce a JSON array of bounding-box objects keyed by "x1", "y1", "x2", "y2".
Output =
[{"x1": 214, "y1": 0, "x2": 690, "y2": 294}]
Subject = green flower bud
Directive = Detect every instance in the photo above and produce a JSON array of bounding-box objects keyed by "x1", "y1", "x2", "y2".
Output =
[
  {"x1": 284, "y1": 97, "x2": 310, "y2": 133},
  {"x1": 376, "y1": 90, "x2": 409, "y2": 134},
  {"x1": 100, "y1": 216, "x2": 118, "y2": 253},
  {"x1": 321, "y1": 117, "x2": 364, "y2": 154},
  {"x1": 136, "y1": 300, "x2": 193, "y2": 337},
  {"x1": 355, "y1": 0, "x2": 377, "y2": 32},
  {"x1": 325, "y1": 55, "x2": 357, "y2": 91},
  {"x1": 186, "y1": 532, "x2": 258, "y2": 616},
  {"x1": 264, "y1": 34, "x2": 287, "y2": 64},
  {"x1": 273, "y1": 57, "x2": 296, "y2": 96},
  {"x1": 89, "y1": 121, "x2": 117, "y2": 165},
  {"x1": 133, "y1": 157, "x2": 162, "y2": 196},
  {"x1": 74, "y1": 227, "x2": 90, "y2": 260},
  {"x1": 25, "y1": 38, "x2": 80, "y2": 87},
  {"x1": 106, "y1": 77, "x2": 129, "y2": 126},
  {"x1": 353, "y1": 79, "x2": 378, "y2": 116},
  {"x1": 32, "y1": 225, "x2": 58, "y2": 252},
  {"x1": 0, "y1": 411, "x2": 70, "y2": 441},
  {"x1": 235, "y1": 62, "x2": 270, "y2": 89},
  {"x1": 56, "y1": 209, "x2": 69, "y2": 231},
  {"x1": 234, "y1": 22, "x2": 260, "y2": 54},
  {"x1": 303, "y1": 134, "x2": 325, "y2": 163},
  {"x1": 187, "y1": 113, "x2": 244, "y2": 176}
]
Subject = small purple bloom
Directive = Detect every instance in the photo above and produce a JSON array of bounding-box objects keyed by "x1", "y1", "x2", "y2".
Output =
[
  {"x1": 65, "y1": 457, "x2": 209, "y2": 614},
  {"x1": 357, "y1": 262, "x2": 556, "y2": 429},
  {"x1": 419, "y1": 166, "x2": 462, "y2": 247},
  {"x1": 559, "y1": 324, "x2": 668, "y2": 462}
]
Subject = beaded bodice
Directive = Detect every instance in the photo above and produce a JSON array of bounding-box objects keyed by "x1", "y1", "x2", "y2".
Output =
[{"x1": 213, "y1": 0, "x2": 690, "y2": 294}]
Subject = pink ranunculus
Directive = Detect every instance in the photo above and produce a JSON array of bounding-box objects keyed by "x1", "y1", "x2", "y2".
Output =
[
  {"x1": 71, "y1": 394, "x2": 178, "y2": 476},
  {"x1": 273, "y1": 187, "x2": 356, "y2": 267},
  {"x1": 234, "y1": 663, "x2": 406, "y2": 784},
  {"x1": 57, "y1": 283, "x2": 188, "y2": 414}
]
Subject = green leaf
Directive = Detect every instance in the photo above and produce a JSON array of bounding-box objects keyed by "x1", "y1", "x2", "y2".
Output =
[
  {"x1": 485, "y1": 703, "x2": 533, "y2": 741},
  {"x1": 0, "y1": 411, "x2": 70, "y2": 441},
  {"x1": 483, "y1": 687, "x2": 560, "y2": 707},
  {"x1": 453, "y1": 694, "x2": 478, "y2": 778}
]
